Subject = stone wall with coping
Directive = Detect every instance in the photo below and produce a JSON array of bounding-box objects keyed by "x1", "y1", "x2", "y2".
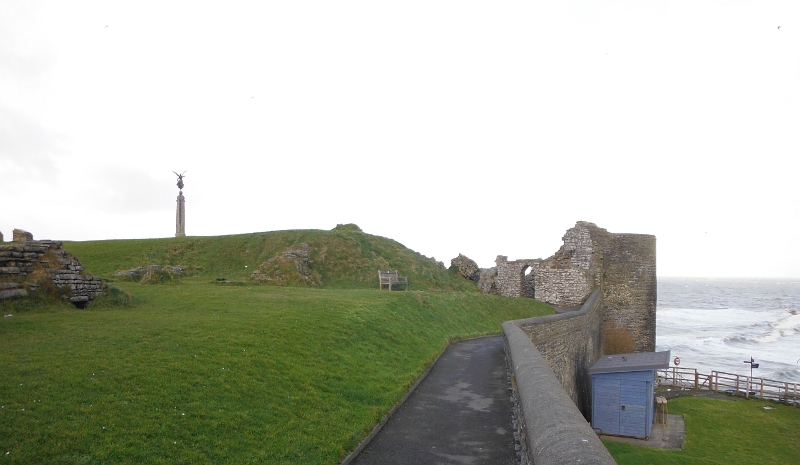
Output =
[
  {"x1": 512, "y1": 290, "x2": 602, "y2": 417},
  {"x1": 503, "y1": 315, "x2": 616, "y2": 465}
]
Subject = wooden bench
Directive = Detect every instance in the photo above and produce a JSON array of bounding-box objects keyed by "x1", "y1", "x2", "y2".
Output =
[{"x1": 378, "y1": 270, "x2": 408, "y2": 291}]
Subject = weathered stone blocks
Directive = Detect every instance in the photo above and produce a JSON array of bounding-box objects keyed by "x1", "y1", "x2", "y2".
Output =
[
  {"x1": 450, "y1": 254, "x2": 480, "y2": 282},
  {"x1": 494, "y1": 256, "x2": 540, "y2": 298},
  {"x1": 0, "y1": 283, "x2": 27, "y2": 300},
  {"x1": 0, "y1": 233, "x2": 107, "y2": 306},
  {"x1": 484, "y1": 222, "x2": 656, "y2": 352},
  {"x1": 13, "y1": 229, "x2": 33, "y2": 242},
  {"x1": 477, "y1": 267, "x2": 498, "y2": 294}
]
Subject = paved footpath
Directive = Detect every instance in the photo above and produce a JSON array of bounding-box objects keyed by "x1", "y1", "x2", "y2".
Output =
[{"x1": 350, "y1": 336, "x2": 517, "y2": 465}]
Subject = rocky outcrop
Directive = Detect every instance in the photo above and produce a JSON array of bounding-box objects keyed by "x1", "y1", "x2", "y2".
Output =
[
  {"x1": 428, "y1": 256, "x2": 446, "y2": 270},
  {"x1": 450, "y1": 255, "x2": 500, "y2": 294},
  {"x1": 251, "y1": 243, "x2": 322, "y2": 287},
  {"x1": 114, "y1": 265, "x2": 186, "y2": 282},
  {"x1": 451, "y1": 254, "x2": 480, "y2": 282},
  {"x1": 0, "y1": 232, "x2": 107, "y2": 308}
]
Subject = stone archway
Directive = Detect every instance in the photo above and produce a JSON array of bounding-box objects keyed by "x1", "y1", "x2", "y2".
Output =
[
  {"x1": 495, "y1": 256, "x2": 540, "y2": 298},
  {"x1": 523, "y1": 265, "x2": 535, "y2": 298}
]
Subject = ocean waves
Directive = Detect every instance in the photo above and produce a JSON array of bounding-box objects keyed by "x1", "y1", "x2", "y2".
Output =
[{"x1": 656, "y1": 278, "x2": 800, "y2": 382}]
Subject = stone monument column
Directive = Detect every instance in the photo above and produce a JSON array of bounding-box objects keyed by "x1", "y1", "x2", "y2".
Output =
[
  {"x1": 176, "y1": 191, "x2": 186, "y2": 237},
  {"x1": 174, "y1": 171, "x2": 186, "y2": 237}
]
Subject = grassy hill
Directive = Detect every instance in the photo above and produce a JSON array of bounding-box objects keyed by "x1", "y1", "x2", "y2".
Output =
[
  {"x1": 63, "y1": 224, "x2": 473, "y2": 291},
  {"x1": 0, "y1": 227, "x2": 552, "y2": 464}
]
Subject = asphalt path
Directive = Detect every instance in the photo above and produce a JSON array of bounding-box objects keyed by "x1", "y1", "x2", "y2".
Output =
[{"x1": 349, "y1": 336, "x2": 517, "y2": 465}]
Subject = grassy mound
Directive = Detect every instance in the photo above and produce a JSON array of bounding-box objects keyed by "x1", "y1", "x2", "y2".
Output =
[
  {"x1": 63, "y1": 224, "x2": 471, "y2": 291},
  {"x1": 0, "y1": 280, "x2": 552, "y2": 464}
]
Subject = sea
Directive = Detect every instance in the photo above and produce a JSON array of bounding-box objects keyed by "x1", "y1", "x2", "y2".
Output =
[{"x1": 656, "y1": 277, "x2": 800, "y2": 383}]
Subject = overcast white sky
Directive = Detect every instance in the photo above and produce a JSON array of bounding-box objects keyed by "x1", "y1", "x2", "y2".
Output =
[{"x1": 2, "y1": 1, "x2": 799, "y2": 278}]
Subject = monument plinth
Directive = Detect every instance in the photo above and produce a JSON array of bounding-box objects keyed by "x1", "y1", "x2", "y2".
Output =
[{"x1": 174, "y1": 171, "x2": 186, "y2": 237}]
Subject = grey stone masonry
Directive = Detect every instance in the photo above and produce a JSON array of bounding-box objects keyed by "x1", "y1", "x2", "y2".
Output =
[
  {"x1": 535, "y1": 267, "x2": 592, "y2": 306},
  {"x1": 450, "y1": 254, "x2": 480, "y2": 282},
  {"x1": 504, "y1": 316, "x2": 617, "y2": 465},
  {"x1": 0, "y1": 282, "x2": 27, "y2": 300},
  {"x1": 601, "y1": 232, "x2": 657, "y2": 353},
  {"x1": 493, "y1": 222, "x2": 656, "y2": 353},
  {"x1": 176, "y1": 192, "x2": 186, "y2": 237},
  {"x1": 494, "y1": 256, "x2": 540, "y2": 298},
  {"x1": 13, "y1": 229, "x2": 33, "y2": 242},
  {"x1": 0, "y1": 235, "x2": 107, "y2": 306},
  {"x1": 514, "y1": 290, "x2": 603, "y2": 417}
]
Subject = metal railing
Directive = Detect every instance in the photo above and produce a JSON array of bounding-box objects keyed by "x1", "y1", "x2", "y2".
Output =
[{"x1": 657, "y1": 367, "x2": 799, "y2": 406}]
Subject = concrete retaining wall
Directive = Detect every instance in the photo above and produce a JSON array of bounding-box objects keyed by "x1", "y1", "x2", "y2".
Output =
[{"x1": 503, "y1": 317, "x2": 616, "y2": 465}]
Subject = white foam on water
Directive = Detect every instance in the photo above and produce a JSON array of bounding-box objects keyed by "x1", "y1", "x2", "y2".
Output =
[{"x1": 656, "y1": 278, "x2": 800, "y2": 382}]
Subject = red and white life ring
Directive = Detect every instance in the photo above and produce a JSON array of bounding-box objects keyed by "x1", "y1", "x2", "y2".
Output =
[{"x1": 674, "y1": 357, "x2": 681, "y2": 366}]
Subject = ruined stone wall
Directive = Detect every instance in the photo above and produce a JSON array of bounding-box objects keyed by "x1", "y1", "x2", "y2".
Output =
[
  {"x1": 601, "y1": 233, "x2": 657, "y2": 352},
  {"x1": 533, "y1": 222, "x2": 606, "y2": 305},
  {"x1": 494, "y1": 256, "x2": 539, "y2": 298},
  {"x1": 0, "y1": 230, "x2": 107, "y2": 307},
  {"x1": 513, "y1": 291, "x2": 602, "y2": 417},
  {"x1": 462, "y1": 221, "x2": 656, "y2": 353},
  {"x1": 486, "y1": 221, "x2": 657, "y2": 418},
  {"x1": 534, "y1": 268, "x2": 592, "y2": 306},
  {"x1": 527, "y1": 222, "x2": 656, "y2": 352}
]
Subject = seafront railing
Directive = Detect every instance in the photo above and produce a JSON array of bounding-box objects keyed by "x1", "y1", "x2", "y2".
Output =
[{"x1": 657, "y1": 367, "x2": 799, "y2": 407}]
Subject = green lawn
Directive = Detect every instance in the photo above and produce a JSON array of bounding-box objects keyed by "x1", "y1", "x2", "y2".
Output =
[
  {"x1": 0, "y1": 279, "x2": 551, "y2": 464},
  {"x1": 604, "y1": 396, "x2": 800, "y2": 464},
  {"x1": 8, "y1": 229, "x2": 797, "y2": 464}
]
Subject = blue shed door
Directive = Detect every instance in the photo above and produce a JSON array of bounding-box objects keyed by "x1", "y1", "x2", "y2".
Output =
[
  {"x1": 619, "y1": 380, "x2": 649, "y2": 438},
  {"x1": 593, "y1": 377, "x2": 651, "y2": 438},
  {"x1": 593, "y1": 377, "x2": 621, "y2": 436}
]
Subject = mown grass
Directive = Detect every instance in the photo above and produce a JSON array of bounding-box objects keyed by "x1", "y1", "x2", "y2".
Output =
[
  {"x1": 604, "y1": 396, "x2": 800, "y2": 464},
  {"x1": 0, "y1": 278, "x2": 552, "y2": 464}
]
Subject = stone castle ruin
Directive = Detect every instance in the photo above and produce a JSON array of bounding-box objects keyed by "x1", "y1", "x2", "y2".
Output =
[
  {"x1": 0, "y1": 229, "x2": 107, "y2": 308},
  {"x1": 453, "y1": 221, "x2": 656, "y2": 353},
  {"x1": 483, "y1": 222, "x2": 655, "y2": 464}
]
